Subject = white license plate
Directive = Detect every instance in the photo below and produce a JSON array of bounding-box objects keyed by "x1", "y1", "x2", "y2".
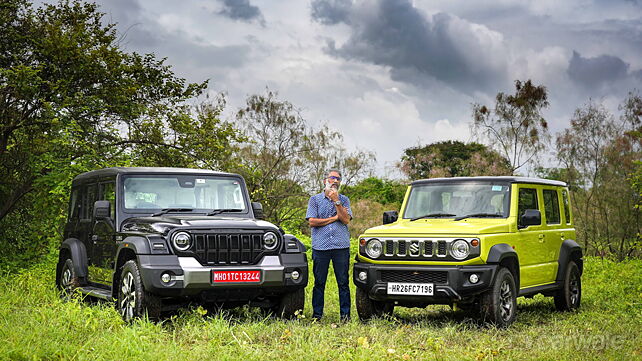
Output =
[{"x1": 387, "y1": 282, "x2": 434, "y2": 296}]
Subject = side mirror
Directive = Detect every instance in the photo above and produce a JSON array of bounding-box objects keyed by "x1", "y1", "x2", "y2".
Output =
[
  {"x1": 519, "y1": 209, "x2": 541, "y2": 229},
  {"x1": 383, "y1": 211, "x2": 398, "y2": 225},
  {"x1": 252, "y1": 202, "x2": 264, "y2": 220},
  {"x1": 93, "y1": 200, "x2": 111, "y2": 220}
]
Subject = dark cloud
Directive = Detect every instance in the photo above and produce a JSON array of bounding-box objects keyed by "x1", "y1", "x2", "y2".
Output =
[
  {"x1": 316, "y1": 0, "x2": 508, "y2": 94},
  {"x1": 218, "y1": 0, "x2": 264, "y2": 24},
  {"x1": 310, "y1": 0, "x2": 352, "y2": 25},
  {"x1": 567, "y1": 50, "x2": 629, "y2": 89}
]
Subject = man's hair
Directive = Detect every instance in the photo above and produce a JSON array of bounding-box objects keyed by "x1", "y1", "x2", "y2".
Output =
[{"x1": 326, "y1": 168, "x2": 342, "y2": 177}]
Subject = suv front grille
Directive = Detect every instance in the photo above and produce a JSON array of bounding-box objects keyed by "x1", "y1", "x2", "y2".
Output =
[
  {"x1": 192, "y1": 231, "x2": 266, "y2": 265},
  {"x1": 380, "y1": 270, "x2": 447, "y2": 284},
  {"x1": 369, "y1": 237, "x2": 479, "y2": 261}
]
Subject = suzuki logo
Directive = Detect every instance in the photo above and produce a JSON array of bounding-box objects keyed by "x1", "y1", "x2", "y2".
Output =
[{"x1": 409, "y1": 242, "x2": 420, "y2": 255}]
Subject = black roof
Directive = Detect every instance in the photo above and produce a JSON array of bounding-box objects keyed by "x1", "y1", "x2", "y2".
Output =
[
  {"x1": 73, "y1": 167, "x2": 238, "y2": 182},
  {"x1": 411, "y1": 176, "x2": 567, "y2": 187}
]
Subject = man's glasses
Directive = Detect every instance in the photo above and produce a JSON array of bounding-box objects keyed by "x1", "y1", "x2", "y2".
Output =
[{"x1": 328, "y1": 176, "x2": 342, "y2": 181}]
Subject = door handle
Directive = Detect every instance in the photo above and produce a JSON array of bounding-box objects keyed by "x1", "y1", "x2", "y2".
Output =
[
  {"x1": 560, "y1": 232, "x2": 565, "y2": 241},
  {"x1": 538, "y1": 234, "x2": 545, "y2": 243}
]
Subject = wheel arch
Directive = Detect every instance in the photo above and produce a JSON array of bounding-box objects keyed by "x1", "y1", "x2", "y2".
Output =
[
  {"x1": 556, "y1": 239, "x2": 584, "y2": 283},
  {"x1": 111, "y1": 236, "x2": 148, "y2": 299},
  {"x1": 58, "y1": 238, "x2": 89, "y2": 284},
  {"x1": 486, "y1": 243, "x2": 520, "y2": 290}
]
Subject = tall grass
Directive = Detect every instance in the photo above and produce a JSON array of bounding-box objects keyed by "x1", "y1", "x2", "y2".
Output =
[{"x1": 0, "y1": 236, "x2": 640, "y2": 360}]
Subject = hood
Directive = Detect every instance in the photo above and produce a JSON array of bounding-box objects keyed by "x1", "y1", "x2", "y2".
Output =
[
  {"x1": 120, "y1": 215, "x2": 278, "y2": 235},
  {"x1": 362, "y1": 218, "x2": 512, "y2": 237}
]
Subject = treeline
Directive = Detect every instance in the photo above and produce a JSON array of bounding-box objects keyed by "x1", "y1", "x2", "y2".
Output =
[{"x1": 0, "y1": 0, "x2": 639, "y2": 268}]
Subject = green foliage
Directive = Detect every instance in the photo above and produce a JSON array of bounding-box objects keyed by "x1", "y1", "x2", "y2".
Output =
[
  {"x1": 472, "y1": 80, "x2": 550, "y2": 174},
  {"x1": 0, "y1": 0, "x2": 239, "y2": 266},
  {"x1": 341, "y1": 177, "x2": 407, "y2": 206},
  {"x1": 1, "y1": 257, "x2": 640, "y2": 360},
  {"x1": 398, "y1": 141, "x2": 511, "y2": 180}
]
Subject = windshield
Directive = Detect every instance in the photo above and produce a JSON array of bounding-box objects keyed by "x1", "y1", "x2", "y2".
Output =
[
  {"x1": 403, "y1": 182, "x2": 511, "y2": 219},
  {"x1": 122, "y1": 175, "x2": 247, "y2": 212}
]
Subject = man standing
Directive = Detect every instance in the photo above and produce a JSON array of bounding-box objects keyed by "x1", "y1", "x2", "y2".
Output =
[{"x1": 306, "y1": 169, "x2": 353, "y2": 321}]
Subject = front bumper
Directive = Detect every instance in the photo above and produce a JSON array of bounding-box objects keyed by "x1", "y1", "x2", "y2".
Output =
[
  {"x1": 138, "y1": 253, "x2": 308, "y2": 298},
  {"x1": 353, "y1": 262, "x2": 498, "y2": 305}
]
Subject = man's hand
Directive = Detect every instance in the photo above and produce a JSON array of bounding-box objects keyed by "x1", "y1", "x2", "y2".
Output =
[{"x1": 325, "y1": 188, "x2": 339, "y2": 202}]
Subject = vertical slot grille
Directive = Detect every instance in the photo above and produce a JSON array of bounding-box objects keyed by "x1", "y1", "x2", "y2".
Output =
[{"x1": 189, "y1": 232, "x2": 266, "y2": 266}]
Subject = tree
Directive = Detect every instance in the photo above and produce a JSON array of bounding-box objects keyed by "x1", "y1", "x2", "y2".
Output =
[
  {"x1": 234, "y1": 90, "x2": 375, "y2": 227},
  {"x1": 472, "y1": 80, "x2": 550, "y2": 174},
  {"x1": 555, "y1": 97, "x2": 641, "y2": 259},
  {"x1": 398, "y1": 140, "x2": 511, "y2": 180},
  {"x1": 0, "y1": 0, "x2": 239, "y2": 264}
]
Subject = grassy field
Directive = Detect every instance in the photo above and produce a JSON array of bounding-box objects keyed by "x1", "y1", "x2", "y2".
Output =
[{"x1": 1, "y1": 235, "x2": 641, "y2": 360}]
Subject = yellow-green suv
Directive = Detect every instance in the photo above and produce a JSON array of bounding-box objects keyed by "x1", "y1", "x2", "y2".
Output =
[{"x1": 353, "y1": 177, "x2": 582, "y2": 327}]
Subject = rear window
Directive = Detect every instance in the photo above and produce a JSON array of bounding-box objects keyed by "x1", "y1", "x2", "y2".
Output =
[{"x1": 543, "y1": 189, "x2": 561, "y2": 224}]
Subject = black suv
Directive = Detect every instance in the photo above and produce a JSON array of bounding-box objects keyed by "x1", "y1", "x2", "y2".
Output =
[{"x1": 56, "y1": 167, "x2": 308, "y2": 320}]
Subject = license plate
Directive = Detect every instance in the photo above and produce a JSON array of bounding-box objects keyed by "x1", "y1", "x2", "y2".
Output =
[
  {"x1": 212, "y1": 270, "x2": 261, "y2": 283},
  {"x1": 387, "y1": 282, "x2": 434, "y2": 296}
]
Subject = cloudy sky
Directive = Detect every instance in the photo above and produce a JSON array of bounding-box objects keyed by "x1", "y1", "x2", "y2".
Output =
[{"x1": 70, "y1": 0, "x2": 642, "y2": 176}]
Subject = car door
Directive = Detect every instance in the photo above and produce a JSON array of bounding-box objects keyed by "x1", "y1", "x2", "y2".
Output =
[
  {"x1": 514, "y1": 186, "x2": 550, "y2": 288},
  {"x1": 89, "y1": 181, "x2": 117, "y2": 286},
  {"x1": 541, "y1": 187, "x2": 564, "y2": 282}
]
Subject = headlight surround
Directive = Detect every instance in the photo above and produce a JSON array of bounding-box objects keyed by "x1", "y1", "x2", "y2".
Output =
[
  {"x1": 450, "y1": 239, "x2": 470, "y2": 260},
  {"x1": 263, "y1": 232, "x2": 278, "y2": 250},
  {"x1": 365, "y1": 238, "x2": 383, "y2": 258},
  {"x1": 172, "y1": 231, "x2": 192, "y2": 251}
]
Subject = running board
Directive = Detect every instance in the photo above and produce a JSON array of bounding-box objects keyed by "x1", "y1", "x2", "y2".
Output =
[
  {"x1": 79, "y1": 286, "x2": 113, "y2": 300},
  {"x1": 518, "y1": 283, "x2": 558, "y2": 297}
]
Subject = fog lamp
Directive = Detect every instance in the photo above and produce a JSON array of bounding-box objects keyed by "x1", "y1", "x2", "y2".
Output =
[
  {"x1": 161, "y1": 273, "x2": 172, "y2": 284},
  {"x1": 291, "y1": 270, "x2": 300, "y2": 280},
  {"x1": 358, "y1": 271, "x2": 367, "y2": 281},
  {"x1": 469, "y1": 274, "x2": 479, "y2": 284}
]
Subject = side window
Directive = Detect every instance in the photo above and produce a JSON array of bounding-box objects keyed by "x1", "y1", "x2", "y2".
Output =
[
  {"x1": 543, "y1": 189, "x2": 561, "y2": 225},
  {"x1": 100, "y1": 182, "x2": 116, "y2": 219},
  {"x1": 68, "y1": 188, "x2": 80, "y2": 220},
  {"x1": 83, "y1": 184, "x2": 97, "y2": 220},
  {"x1": 562, "y1": 190, "x2": 571, "y2": 224},
  {"x1": 518, "y1": 188, "x2": 538, "y2": 218}
]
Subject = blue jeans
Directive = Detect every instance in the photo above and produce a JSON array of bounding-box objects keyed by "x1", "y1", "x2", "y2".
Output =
[{"x1": 312, "y1": 248, "x2": 351, "y2": 319}]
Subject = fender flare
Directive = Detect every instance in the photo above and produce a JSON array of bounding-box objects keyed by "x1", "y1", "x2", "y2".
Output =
[
  {"x1": 556, "y1": 239, "x2": 583, "y2": 282},
  {"x1": 283, "y1": 234, "x2": 307, "y2": 253},
  {"x1": 486, "y1": 243, "x2": 520, "y2": 289},
  {"x1": 114, "y1": 236, "x2": 151, "y2": 270},
  {"x1": 59, "y1": 238, "x2": 89, "y2": 281}
]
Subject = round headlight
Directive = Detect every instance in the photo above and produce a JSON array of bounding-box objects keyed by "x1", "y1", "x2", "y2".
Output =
[
  {"x1": 172, "y1": 231, "x2": 192, "y2": 251},
  {"x1": 450, "y1": 239, "x2": 470, "y2": 260},
  {"x1": 263, "y1": 232, "x2": 278, "y2": 250},
  {"x1": 365, "y1": 239, "x2": 383, "y2": 258}
]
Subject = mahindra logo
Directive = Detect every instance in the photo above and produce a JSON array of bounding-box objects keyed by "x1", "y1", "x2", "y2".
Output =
[{"x1": 409, "y1": 242, "x2": 420, "y2": 255}]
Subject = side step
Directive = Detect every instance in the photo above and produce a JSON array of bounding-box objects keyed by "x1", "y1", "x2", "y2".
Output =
[{"x1": 79, "y1": 286, "x2": 113, "y2": 301}]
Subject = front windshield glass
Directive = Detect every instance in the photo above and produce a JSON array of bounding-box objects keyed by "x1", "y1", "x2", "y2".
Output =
[
  {"x1": 403, "y1": 182, "x2": 511, "y2": 219},
  {"x1": 122, "y1": 175, "x2": 246, "y2": 212}
]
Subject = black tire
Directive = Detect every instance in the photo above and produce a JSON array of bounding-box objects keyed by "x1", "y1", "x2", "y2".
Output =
[
  {"x1": 58, "y1": 258, "x2": 80, "y2": 300},
  {"x1": 274, "y1": 288, "x2": 305, "y2": 319},
  {"x1": 480, "y1": 267, "x2": 517, "y2": 327},
  {"x1": 117, "y1": 260, "x2": 162, "y2": 322},
  {"x1": 554, "y1": 261, "x2": 581, "y2": 311},
  {"x1": 355, "y1": 287, "x2": 394, "y2": 321}
]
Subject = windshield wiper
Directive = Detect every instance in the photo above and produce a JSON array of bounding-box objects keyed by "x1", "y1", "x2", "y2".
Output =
[
  {"x1": 206, "y1": 208, "x2": 244, "y2": 216},
  {"x1": 151, "y1": 208, "x2": 194, "y2": 217},
  {"x1": 454, "y1": 213, "x2": 503, "y2": 221},
  {"x1": 410, "y1": 213, "x2": 456, "y2": 221}
]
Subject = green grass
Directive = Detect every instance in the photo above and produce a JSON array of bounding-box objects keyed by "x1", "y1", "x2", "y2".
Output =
[{"x1": 1, "y1": 236, "x2": 641, "y2": 360}]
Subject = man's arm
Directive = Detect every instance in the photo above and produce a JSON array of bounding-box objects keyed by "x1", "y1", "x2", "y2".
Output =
[
  {"x1": 308, "y1": 215, "x2": 339, "y2": 227},
  {"x1": 336, "y1": 203, "x2": 351, "y2": 225}
]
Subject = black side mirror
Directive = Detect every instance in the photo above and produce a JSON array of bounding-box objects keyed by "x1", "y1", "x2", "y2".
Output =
[
  {"x1": 252, "y1": 202, "x2": 264, "y2": 220},
  {"x1": 383, "y1": 211, "x2": 398, "y2": 225},
  {"x1": 519, "y1": 209, "x2": 541, "y2": 229},
  {"x1": 93, "y1": 200, "x2": 111, "y2": 220}
]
